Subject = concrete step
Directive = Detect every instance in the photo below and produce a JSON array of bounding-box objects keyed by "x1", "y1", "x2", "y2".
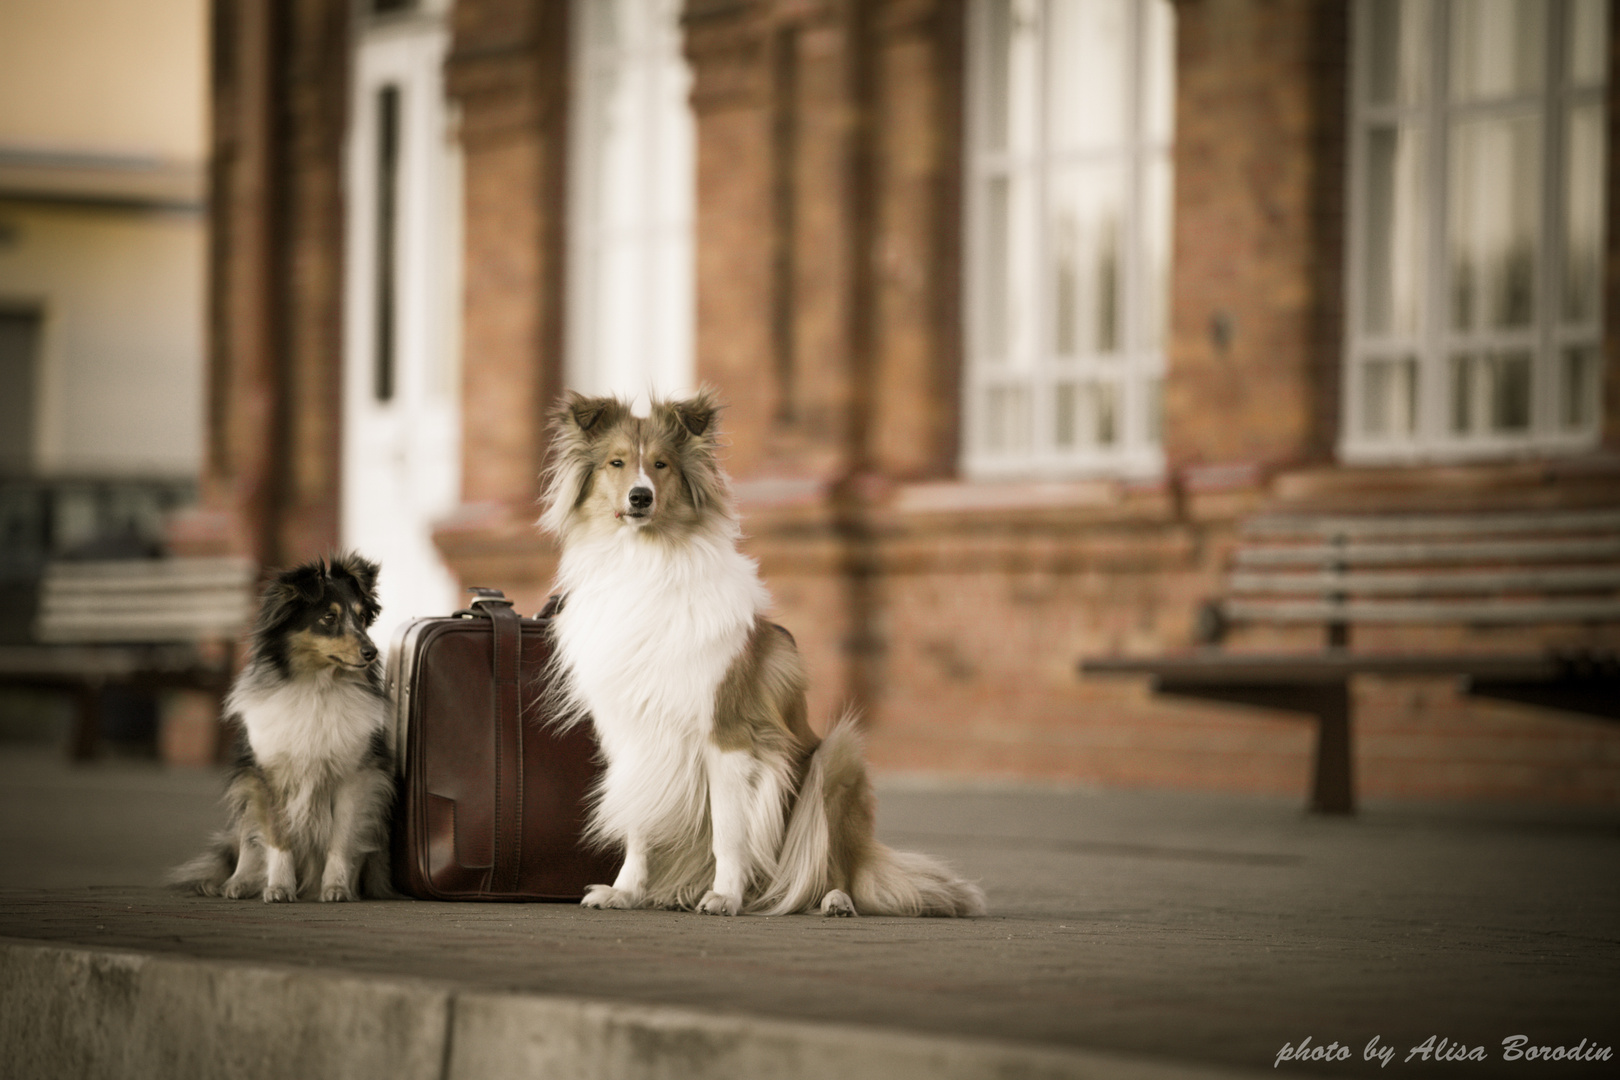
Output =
[{"x1": 1, "y1": 939, "x2": 1267, "y2": 1080}]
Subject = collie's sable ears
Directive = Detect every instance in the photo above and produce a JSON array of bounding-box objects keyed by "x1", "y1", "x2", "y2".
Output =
[
  {"x1": 169, "y1": 553, "x2": 396, "y2": 903},
  {"x1": 541, "y1": 391, "x2": 986, "y2": 917}
]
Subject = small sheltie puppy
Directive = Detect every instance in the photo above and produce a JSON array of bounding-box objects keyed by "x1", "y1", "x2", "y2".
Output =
[
  {"x1": 170, "y1": 554, "x2": 395, "y2": 903},
  {"x1": 541, "y1": 391, "x2": 985, "y2": 917}
]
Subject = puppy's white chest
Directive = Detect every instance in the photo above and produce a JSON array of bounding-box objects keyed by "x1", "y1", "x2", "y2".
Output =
[{"x1": 236, "y1": 678, "x2": 381, "y2": 771}]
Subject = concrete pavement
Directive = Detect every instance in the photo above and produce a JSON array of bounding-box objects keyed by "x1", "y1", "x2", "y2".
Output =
[{"x1": 0, "y1": 747, "x2": 1616, "y2": 1078}]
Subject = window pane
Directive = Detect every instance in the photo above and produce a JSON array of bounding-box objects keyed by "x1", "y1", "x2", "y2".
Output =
[
  {"x1": 1488, "y1": 351, "x2": 1532, "y2": 432},
  {"x1": 1450, "y1": 353, "x2": 1477, "y2": 434},
  {"x1": 1363, "y1": 125, "x2": 1426, "y2": 336},
  {"x1": 1054, "y1": 382, "x2": 1077, "y2": 447},
  {"x1": 1049, "y1": 164, "x2": 1124, "y2": 357},
  {"x1": 983, "y1": 384, "x2": 1031, "y2": 453},
  {"x1": 1093, "y1": 380, "x2": 1119, "y2": 446},
  {"x1": 1047, "y1": 0, "x2": 1128, "y2": 152},
  {"x1": 979, "y1": 172, "x2": 1038, "y2": 366},
  {"x1": 1564, "y1": 102, "x2": 1606, "y2": 323},
  {"x1": 1450, "y1": 0, "x2": 1545, "y2": 102},
  {"x1": 982, "y1": 0, "x2": 1040, "y2": 156},
  {"x1": 1361, "y1": 356, "x2": 1418, "y2": 437},
  {"x1": 1561, "y1": 346, "x2": 1600, "y2": 429},
  {"x1": 1449, "y1": 115, "x2": 1540, "y2": 331},
  {"x1": 1568, "y1": 0, "x2": 1610, "y2": 87},
  {"x1": 1366, "y1": 0, "x2": 1430, "y2": 107}
]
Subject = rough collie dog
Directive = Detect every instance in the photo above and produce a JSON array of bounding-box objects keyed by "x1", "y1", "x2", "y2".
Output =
[
  {"x1": 170, "y1": 554, "x2": 395, "y2": 903},
  {"x1": 541, "y1": 391, "x2": 985, "y2": 917}
]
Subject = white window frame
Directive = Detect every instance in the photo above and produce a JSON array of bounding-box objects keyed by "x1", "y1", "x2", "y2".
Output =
[
  {"x1": 962, "y1": 0, "x2": 1174, "y2": 480},
  {"x1": 566, "y1": 0, "x2": 695, "y2": 405},
  {"x1": 1342, "y1": 0, "x2": 1609, "y2": 463}
]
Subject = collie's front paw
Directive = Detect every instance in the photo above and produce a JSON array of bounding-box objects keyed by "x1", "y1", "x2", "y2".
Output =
[
  {"x1": 581, "y1": 884, "x2": 637, "y2": 909},
  {"x1": 222, "y1": 879, "x2": 254, "y2": 900},
  {"x1": 262, "y1": 885, "x2": 295, "y2": 903},
  {"x1": 820, "y1": 889, "x2": 857, "y2": 917},
  {"x1": 320, "y1": 884, "x2": 356, "y2": 903},
  {"x1": 697, "y1": 890, "x2": 741, "y2": 916}
]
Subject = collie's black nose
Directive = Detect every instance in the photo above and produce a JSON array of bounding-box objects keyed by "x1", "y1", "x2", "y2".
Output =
[
  {"x1": 360, "y1": 642, "x2": 378, "y2": 663},
  {"x1": 628, "y1": 487, "x2": 653, "y2": 510}
]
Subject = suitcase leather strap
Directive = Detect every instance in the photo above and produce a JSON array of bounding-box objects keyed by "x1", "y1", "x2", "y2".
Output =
[{"x1": 486, "y1": 599, "x2": 524, "y2": 893}]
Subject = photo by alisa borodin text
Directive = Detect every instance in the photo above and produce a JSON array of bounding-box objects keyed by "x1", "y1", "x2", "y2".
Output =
[{"x1": 1274, "y1": 1035, "x2": 1614, "y2": 1068}]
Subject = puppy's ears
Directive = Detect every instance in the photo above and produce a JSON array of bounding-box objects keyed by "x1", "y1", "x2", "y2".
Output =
[
  {"x1": 551, "y1": 392, "x2": 631, "y2": 443},
  {"x1": 331, "y1": 551, "x2": 383, "y2": 625},
  {"x1": 656, "y1": 388, "x2": 722, "y2": 443},
  {"x1": 255, "y1": 563, "x2": 326, "y2": 633}
]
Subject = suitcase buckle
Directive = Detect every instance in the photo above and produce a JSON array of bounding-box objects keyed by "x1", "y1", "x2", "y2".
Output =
[{"x1": 467, "y1": 586, "x2": 514, "y2": 611}]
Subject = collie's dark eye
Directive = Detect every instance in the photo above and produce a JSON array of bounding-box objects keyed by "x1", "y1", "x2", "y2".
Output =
[
  {"x1": 654, "y1": 461, "x2": 667, "y2": 470},
  {"x1": 609, "y1": 459, "x2": 624, "y2": 469},
  {"x1": 321, "y1": 612, "x2": 337, "y2": 626}
]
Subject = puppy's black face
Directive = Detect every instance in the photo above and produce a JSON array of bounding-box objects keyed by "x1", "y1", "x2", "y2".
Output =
[{"x1": 254, "y1": 554, "x2": 382, "y2": 677}]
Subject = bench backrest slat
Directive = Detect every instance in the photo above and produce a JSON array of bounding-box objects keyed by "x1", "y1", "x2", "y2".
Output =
[
  {"x1": 35, "y1": 557, "x2": 258, "y2": 645},
  {"x1": 1215, "y1": 507, "x2": 1620, "y2": 638}
]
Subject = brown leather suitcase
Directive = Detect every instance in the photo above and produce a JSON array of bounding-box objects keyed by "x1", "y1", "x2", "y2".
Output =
[{"x1": 386, "y1": 589, "x2": 618, "y2": 900}]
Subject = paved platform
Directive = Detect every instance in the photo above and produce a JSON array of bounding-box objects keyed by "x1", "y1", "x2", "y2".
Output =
[{"x1": 0, "y1": 746, "x2": 1616, "y2": 1078}]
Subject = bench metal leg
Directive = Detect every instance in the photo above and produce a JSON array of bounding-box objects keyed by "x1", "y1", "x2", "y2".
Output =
[
  {"x1": 1154, "y1": 679, "x2": 1356, "y2": 815},
  {"x1": 70, "y1": 683, "x2": 102, "y2": 761},
  {"x1": 1310, "y1": 684, "x2": 1354, "y2": 815}
]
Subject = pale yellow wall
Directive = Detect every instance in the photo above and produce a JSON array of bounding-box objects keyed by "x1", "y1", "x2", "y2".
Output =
[
  {"x1": 0, "y1": 0, "x2": 207, "y2": 480},
  {"x1": 0, "y1": 0, "x2": 206, "y2": 161},
  {"x1": 0, "y1": 204, "x2": 205, "y2": 476}
]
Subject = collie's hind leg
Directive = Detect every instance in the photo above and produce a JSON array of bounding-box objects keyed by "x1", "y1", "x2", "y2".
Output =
[
  {"x1": 582, "y1": 832, "x2": 647, "y2": 909},
  {"x1": 221, "y1": 838, "x2": 265, "y2": 899}
]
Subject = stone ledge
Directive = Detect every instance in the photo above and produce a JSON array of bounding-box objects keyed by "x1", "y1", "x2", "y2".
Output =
[{"x1": 0, "y1": 939, "x2": 1277, "y2": 1080}]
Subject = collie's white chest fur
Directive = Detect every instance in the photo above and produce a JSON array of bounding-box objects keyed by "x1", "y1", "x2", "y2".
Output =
[
  {"x1": 551, "y1": 527, "x2": 768, "y2": 848},
  {"x1": 230, "y1": 673, "x2": 384, "y2": 776},
  {"x1": 553, "y1": 528, "x2": 766, "y2": 738}
]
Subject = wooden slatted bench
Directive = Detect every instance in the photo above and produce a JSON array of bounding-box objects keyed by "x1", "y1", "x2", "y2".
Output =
[
  {"x1": 0, "y1": 557, "x2": 257, "y2": 758},
  {"x1": 1081, "y1": 507, "x2": 1620, "y2": 814}
]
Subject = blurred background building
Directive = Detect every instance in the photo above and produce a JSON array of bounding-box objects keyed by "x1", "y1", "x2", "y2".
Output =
[
  {"x1": 6, "y1": 0, "x2": 1618, "y2": 803},
  {"x1": 0, "y1": 0, "x2": 207, "y2": 746}
]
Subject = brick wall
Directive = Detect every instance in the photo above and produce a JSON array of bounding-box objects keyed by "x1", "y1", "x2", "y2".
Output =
[{"x1": 197, "y1": 0, "x2": 1620, "y2": 805}]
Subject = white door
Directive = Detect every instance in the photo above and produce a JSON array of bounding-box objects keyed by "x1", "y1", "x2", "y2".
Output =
[{"x1": 343, "y1": 11, "x2": 462, "y2": 651}]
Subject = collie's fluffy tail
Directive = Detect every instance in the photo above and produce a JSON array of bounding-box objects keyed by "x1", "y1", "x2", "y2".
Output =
[
  {"x1": 760, "y1": 717, "x2": 986, "y2": 917},
  {"x1": 166, "y1": 833, "x2": 237, "y2": 895}
]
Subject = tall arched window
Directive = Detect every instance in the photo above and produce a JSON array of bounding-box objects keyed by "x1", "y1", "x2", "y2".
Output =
[
  {"x1": 963, "y1": 0, "x2": 1175, "y2": 478},
  {"x1": 1343, "y1": 0, "x2": 1609, "y2": 460}
]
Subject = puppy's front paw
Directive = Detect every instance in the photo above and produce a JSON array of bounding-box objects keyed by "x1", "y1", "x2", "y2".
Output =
[
  {"x1": 697, "y1": 890, "x2": 741, "y2": 916},
  {"x1": 320, "y1": 884, "x2": 356, "y2": 903},
  {"x1": 194, "y1": 880, "x2": 223, "y2": 898},
  {"x1": 262, "y1": 885, "x2": 295, "y2": 903},
  {"x1": 222, "y1": 879, "x2": 254, "y2": 900},
  {"x1": 820, "y1": 889, "x2": 857, "y2": 917},
  {"x1": 581, "y1": 884, "x2": 637, "y2": 909}
]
